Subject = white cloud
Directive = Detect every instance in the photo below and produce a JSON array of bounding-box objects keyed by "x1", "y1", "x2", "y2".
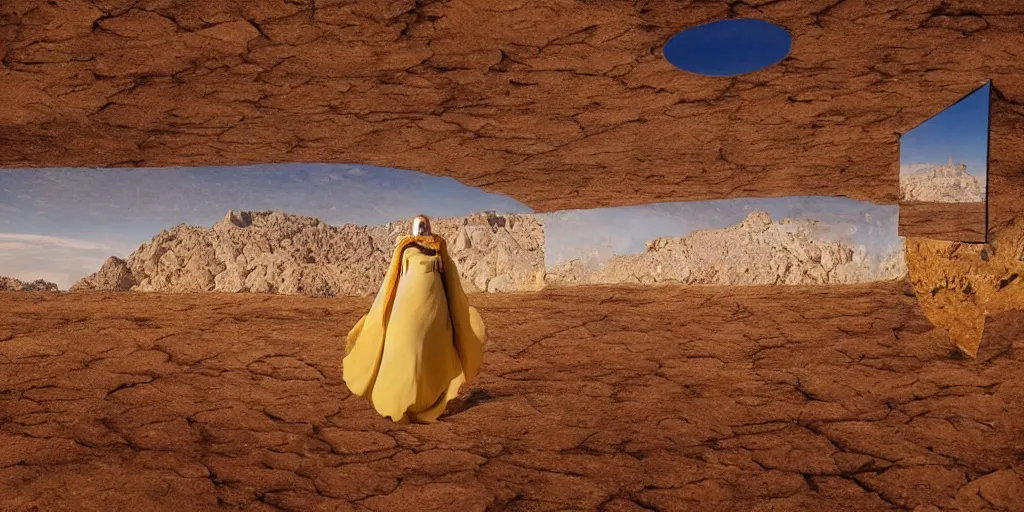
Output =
[
  {"x1": 0, "y1": 233, "x2": 115, "y2": 251},
  {"x1": 0, "y1": 233, "x2": 131, "y2": 290}
]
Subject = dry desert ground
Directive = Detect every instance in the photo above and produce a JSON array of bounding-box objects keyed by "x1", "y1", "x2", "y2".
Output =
[{"x1": 2, "y1": 282, "x2": 1023, "y2": 511}]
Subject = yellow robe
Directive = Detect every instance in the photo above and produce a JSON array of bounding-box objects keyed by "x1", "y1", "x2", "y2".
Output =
[{"x1": 342, "y1": 235, "x2": 486, "y2": 423}]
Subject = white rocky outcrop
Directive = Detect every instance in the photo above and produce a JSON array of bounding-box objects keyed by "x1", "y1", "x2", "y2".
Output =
[
  {"x1": 72, "y1": 209, "x2": 908, "y2": 295},
  {"x1": 900, "y1": 159, "x2": 984, "y2": 203},
  {"x1": 73, "y1": 210, "x2": 546, "y2": 296},
  {"x1": 545, "y1": 211, "x2": 907, "y2": 286},
  {"x1": 0, "y1": 276, "x2": 60, "y2": 292},
  {"x1": 70, "y1": 257, "x2": 136, "y2": 292}
]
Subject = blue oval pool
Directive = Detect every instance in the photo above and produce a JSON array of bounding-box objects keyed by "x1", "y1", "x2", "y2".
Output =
[{"x1": 663, "y1": 18, "x2": 792, "y2": 77}]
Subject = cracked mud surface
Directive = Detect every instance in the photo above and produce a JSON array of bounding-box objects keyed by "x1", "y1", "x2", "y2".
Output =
[
  {"x1": 899, "y1": 202, "x2": 987, "y2": 243},
  {"x1": 3, "y1": 0, "x2": 1024, "y2": 211},
  {"x1": 3, "y1": 283, "x2": 1024, "y2": 511}
]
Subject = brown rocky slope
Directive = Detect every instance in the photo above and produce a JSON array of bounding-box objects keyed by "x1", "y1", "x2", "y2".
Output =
[
  {"x1": 547, "y1": 211, "x2": 906, "y2": 286},
  {"x1": 906, "y1": 216, "x2": 1024, "y2": 358},
  {"x1": 73, "y1": 210, "x2": 545, "y2": 296}
]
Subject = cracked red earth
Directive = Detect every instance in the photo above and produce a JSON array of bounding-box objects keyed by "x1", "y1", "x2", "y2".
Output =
[
  {"x1": 2, "y1": 283, "x2": 1023, "y2": 511},
  {"x1": 3, "y1": 2, "x2": 1024, "y2": 510},
  {"x1": 3, "y1": 1, "x2": 1024, "y2": 213}
]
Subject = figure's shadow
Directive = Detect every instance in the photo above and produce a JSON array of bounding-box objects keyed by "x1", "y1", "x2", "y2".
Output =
[{"x1": 443, "y1": 388, "x2": 497, "y2": 417}]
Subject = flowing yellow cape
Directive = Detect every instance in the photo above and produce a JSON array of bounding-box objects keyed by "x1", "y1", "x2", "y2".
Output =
[{"x1": 342, "y1": 234, "x2": 486, "y2": 422}]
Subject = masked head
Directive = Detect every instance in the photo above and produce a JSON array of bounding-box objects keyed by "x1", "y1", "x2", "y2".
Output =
[{"x1": 411, "y1": 215, "x2": 432, "y2": 236}]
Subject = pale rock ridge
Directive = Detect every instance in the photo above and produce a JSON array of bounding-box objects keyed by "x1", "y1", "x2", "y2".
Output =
[
  {"x1": 74, "y1": 210, "x2": 545, "y2": 296},
  {"x1": 73, "y1": 210, "x2": 907, "y2": 295},
  {"x1": 0, "y1": 276, "x2": 60, "y2": 292},
  {"x1": 900, "y1": 159, "x2": 985, "y2": 203},
  {"x1": 69, "y1": 257, "x2": 136, "y2": 292},
  {"x1": 545, "y1": 211, "x2": 907, "y2": 286}
]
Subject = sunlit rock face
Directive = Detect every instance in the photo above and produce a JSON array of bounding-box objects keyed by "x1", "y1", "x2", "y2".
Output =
[
  {"x1": 0, "y1": 276, "x2": 59, "y2": 292},
  {"x1": 900, "y1": 159, "x2": 985, "y2": 203},
  {"x1": 70, "y1": 257, "x2": 136, "y2": 292},
  {"x1": 546, "y1": 211, "x2": 906, "y2": 287},
  {"x1": 72, "y1": 210, "x2": 546, "y2": 297}
]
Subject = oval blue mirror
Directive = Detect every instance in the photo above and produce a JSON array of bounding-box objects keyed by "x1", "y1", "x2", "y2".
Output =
[{"x1": 663, "y1": 18, "x2": 792, "y2": 77}]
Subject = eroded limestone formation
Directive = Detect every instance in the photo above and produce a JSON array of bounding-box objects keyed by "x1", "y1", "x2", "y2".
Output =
[
  {"x1": 73, "y1": 210, "x2": 546, "y2": 296},
  {"x1": 69, "y1": 256, "x2": 136, "y2": 292},
  {"x1": 900, "y1": 159, "x2": 985, "y2": 203},
  {"x1": 0, "y1": 276, "x2": 59, "y2": 292},
  {"x1": 546, "y1": 211, "x2": 906, "y2": 286}
]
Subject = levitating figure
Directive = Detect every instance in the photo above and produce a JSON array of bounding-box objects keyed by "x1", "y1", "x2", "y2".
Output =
[{"x1": 342, "y1": 215, "x2": 486, "y2": 423}]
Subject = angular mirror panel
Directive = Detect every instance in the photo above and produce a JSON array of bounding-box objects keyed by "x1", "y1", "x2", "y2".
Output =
[
  {"x1": 542, "y1": 196, "x2": 903, "y2": 287},
  {"x1": 898, "y1": 83, "x2": 990, "y2": 242}
]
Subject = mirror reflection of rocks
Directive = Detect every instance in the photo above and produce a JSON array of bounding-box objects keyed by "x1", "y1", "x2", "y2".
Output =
[
  {"x1": 546, "y1": 211, "x2": 905, "y2": 287},
  {"x1": 900, "y1": 158, "x2": 985, "y2": 203}
]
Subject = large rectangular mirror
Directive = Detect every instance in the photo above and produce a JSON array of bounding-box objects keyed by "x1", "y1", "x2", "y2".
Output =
[{"x1": 898, "y1": 82, "x2": 990, "y2": 243}]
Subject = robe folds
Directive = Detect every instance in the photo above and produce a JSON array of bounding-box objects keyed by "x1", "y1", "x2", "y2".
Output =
[{"x1": 342, "y1": 235, "x2": 486, "y2": 423}]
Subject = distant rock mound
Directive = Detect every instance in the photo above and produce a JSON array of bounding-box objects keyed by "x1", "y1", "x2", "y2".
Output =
[
  {"x1": 71, "y1": 257, "x2": 136, "y2": 292},
  {"x1": 73, "y1": 210, "x2": 545, "y2": 297},
  {"x1": 545, "y1": 211, "x2": 907, "y2": 286},
  {"x1": 900, "y1": 159, "x2": 984, "y2": 203},
  {"x1": 0, "y1": 276, "x2": 59, "y2": 292}
]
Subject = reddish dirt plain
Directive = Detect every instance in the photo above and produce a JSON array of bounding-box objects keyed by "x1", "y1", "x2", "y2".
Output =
[{"x1": 2, "y1": 283, "x2": 1023, "y2": 512}]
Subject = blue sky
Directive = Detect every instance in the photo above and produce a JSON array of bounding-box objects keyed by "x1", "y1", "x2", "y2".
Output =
[
  {"x1": 0, "y1": 163, "x2": 531, "y2": 242},
  {"x1": 663, "y1": 18, "x2": 792, "y2": 77},
  {"x1": 900, "y1": 83, "x2": 990, "y2": 180},
  {"x1": 0, "y1": 164, "x2": 901, "y2": 289}
]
